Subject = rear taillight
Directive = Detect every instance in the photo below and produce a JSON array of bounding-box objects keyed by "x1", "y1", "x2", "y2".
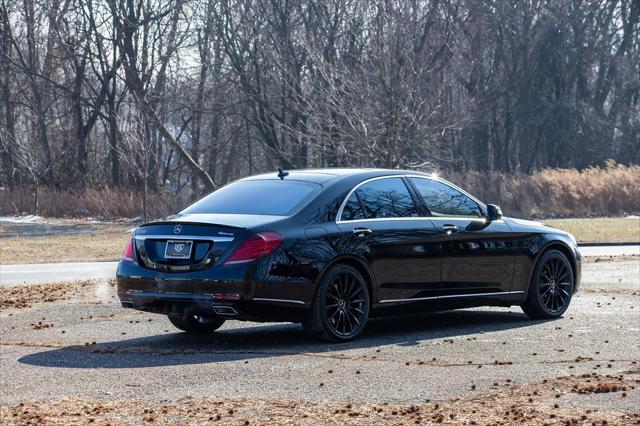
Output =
[
  {"x1": 224, "y1": 232, "x2": 283, "y2": 265},
  {"x1": 122, "y1": 238, "x2": 135, "y2": 262}
]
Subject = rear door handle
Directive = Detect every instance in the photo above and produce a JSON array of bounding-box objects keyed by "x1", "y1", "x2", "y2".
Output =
[
  {"x1": 441, "y1": 224, "x2": 459, "y2": 235},
  {"x1": 352, "y1": 227, "x2": 372, "y2": 236}
]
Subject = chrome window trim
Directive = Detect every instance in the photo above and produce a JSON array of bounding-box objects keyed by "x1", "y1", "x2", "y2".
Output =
[
  {"x1": 134, "y1": 235, "x2": 234, "y2": 242},
  {"x1": 379, "y1": 290, "x2": 524, "y2": 304},
  {"x1": 335, "y1": 174, "x2": 487, "y2": 224},
  {"x1": 337, "y1": 217, "x2": 488, "y2": 224}
]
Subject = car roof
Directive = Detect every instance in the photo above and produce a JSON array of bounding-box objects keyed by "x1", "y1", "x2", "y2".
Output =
[{"x1": 239, "y1": 168, "x2": 429, "y2": 185}]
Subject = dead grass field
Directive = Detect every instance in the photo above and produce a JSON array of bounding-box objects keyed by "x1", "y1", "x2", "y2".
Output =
[
  {"x1": 0, "y1": 217, "x2": 637, "y2": 265},
  {"x1": 0, "y1": 227, "x2": 130, "y2": 264},
  {"x1": 451, "y1": 162, "x2": 640, "y2": 218},
  {"x1": 543, "y1": 217, "x2": 640, "y2": 243},
  {"x1": 1, "y1": 164, "x2": 639, "y2": 220}
]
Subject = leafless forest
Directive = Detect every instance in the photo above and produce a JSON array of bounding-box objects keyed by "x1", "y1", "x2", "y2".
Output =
[{"x1": 0, "y1": 0, "x2": 638, "y2": 217}]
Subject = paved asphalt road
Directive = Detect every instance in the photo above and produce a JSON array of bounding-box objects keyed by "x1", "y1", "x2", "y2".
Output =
[
  {"x1": 0, "y1": 259, "x2": 638, "y2": 412},
  {"x1": 579, "y1": 244, "x2": 640, "y2": 257},
  {"x1": 1, "y1": 245, "x2": 638, "y2": 287},
  {"x1": 0, "y1": 261, "x2": 119, "y2": 286}
]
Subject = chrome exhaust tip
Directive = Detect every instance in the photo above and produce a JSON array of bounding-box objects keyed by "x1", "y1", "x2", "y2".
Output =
[{"x1": 212, "y1": 305, "x2": 238, "y2": 316}]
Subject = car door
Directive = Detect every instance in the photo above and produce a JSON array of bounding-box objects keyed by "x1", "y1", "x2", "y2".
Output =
[
  {"x1": 336, "y1": 177, "x2": 441, "y2": 303},
  {"x1": 408, "y1": 177, "x2": 516, "y2": 297}
]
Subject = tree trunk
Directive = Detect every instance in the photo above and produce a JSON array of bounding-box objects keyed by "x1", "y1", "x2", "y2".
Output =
[
  {"x1": 191, "y1": 42, "x2": 208, "y2": 194},
  {"x1": 23, "y1": 0, "x2": 54, "y2": 184},
  {"x1": 0, "y1": 76, "x2": 16, "y2": 187},
  {"x1": 147, "y1": 100, "x2": 216, "y2": 190},
  {"x1": 74, "y1": 65, "x2": 88, "y2": 187},
  {"x1": 108, "y1": 89, "x2": 120, "y2": 187}
]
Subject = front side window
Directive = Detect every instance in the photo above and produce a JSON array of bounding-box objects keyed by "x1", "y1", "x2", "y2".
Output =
[
  {"x1": 182, "y1": 180, "x2": 320, "y2": 216},
  {"x1": 410, "y1": 178, "x2": 481, "y2": 217},
  {"x1": 341, "y1": 177, "x2": 417, "y2": 220}
]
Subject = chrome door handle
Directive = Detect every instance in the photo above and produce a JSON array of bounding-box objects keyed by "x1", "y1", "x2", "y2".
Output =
[
  {"x1": 352, "y1": 227, "x2": 372, "y2": 236},
  {"x1": 441, "y1": 224, "x2": 459, "y2": 234}
]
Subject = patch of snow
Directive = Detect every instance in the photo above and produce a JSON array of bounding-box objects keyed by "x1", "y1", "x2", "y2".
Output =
[
  {"x1": 626, "y1": 215, "x2": 639, "y2": 219},
  {"x1": 0, "y1": 215, "x2": 47, "y2": 224}
]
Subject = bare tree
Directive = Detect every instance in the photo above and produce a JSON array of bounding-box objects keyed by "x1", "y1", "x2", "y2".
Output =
[{"x1": 0, "y1": 0, "x2": 637, "y2": 199}]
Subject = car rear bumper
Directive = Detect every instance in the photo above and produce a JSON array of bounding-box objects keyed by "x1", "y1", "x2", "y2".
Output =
[{"x1": 116, "y1": 275, "x2": 309, "y2": 322}]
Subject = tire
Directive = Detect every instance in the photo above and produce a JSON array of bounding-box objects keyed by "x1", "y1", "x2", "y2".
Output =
[
  {"x1": 167, "y1": 314, "x2": 225, "y2": 334},
  {"x1": 305, "y1": 264, "x2": 370, "y2": 342},
  {"x1": 521, "y1": 249, "x2": 574, "y2": 319}
]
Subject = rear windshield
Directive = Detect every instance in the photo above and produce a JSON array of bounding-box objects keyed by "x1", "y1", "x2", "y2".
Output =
[{"x1": 181, "y1": 180, "x2": 320, "y2": 216}]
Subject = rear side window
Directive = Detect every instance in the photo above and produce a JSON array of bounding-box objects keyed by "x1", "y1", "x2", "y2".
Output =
[
  {"x1": 341, "y1": 177, "x2": 417, "y2": 220},
  {"x1": 410, "y1": 178, "x2": 481, "y2": 217},
  {"x1": 341, "y1": 193, "x2": 367, "y2": 221},
  {"x1": 182, "y1": 180, "x2": 319, "y2": 216}
]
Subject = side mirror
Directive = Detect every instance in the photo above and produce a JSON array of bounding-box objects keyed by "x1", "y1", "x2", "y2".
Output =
[{"x1": 486, "y1": 204, "x2": 502, "y2": 222}]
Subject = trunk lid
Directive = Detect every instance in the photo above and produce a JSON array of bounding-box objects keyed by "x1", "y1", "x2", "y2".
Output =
[
  {"x1": 133, "y1": 213, "x2": 286, "y2": 272},
  {"x1": 147, "y1": 213, "x2": 288, "y2": 229}
]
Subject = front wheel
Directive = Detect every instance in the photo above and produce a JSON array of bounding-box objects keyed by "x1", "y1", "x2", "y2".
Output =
[
  {"x1": 167, "y1": 314, "x2": 225, "y2": 333},
  {"x1": 305, "y1": 264, "x2": 370, "y2": 342},
  {"x1": 521, "y1": 250, "x2": 574, "y2": 319}
]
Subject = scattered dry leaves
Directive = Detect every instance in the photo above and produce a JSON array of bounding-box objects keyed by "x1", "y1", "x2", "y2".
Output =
[
  {"x1": 583, "y1": 254, "x2": 640, "y2": 263},
  {"x1": 1, "y1": 372, "x2": 638, "y2": 425},
  {"x1": 0, "y1": 279, "x2": 115, "y2": 311}
]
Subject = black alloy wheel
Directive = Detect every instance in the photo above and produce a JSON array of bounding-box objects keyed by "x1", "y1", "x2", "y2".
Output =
[
  {"x1": 521, "y1": 250, "x2": 574, "y2": 319},
  {"x1": 305, "y1": 264, "x2": 370, "y2": 342},
  {"x1": 538, "y1": 256, "x2": 572, "y2": 312}
]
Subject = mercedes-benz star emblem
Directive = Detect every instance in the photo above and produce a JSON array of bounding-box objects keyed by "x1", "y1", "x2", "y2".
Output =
[{"x1": 173, "y1": 225, "x2": 182, "y2": 234}]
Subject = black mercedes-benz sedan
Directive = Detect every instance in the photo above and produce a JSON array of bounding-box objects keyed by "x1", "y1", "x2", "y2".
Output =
[{"x1": 117, "y1": 168, "x2": 581, "y2": 341}]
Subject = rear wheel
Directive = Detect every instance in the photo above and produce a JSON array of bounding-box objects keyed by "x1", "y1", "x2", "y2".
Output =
[
  {"x1": 305, "y1": 264, "x2": 370, "y2": 342},
  {"x1": 167, "y1": 314, "x2": 225, "y2": 333},
  {"x1": 521, "y1": 250, "x2": 574, "y2": 319}
]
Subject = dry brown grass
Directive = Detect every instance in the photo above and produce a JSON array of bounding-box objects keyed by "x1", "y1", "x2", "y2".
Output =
[
  {"x1": 447, "y1": 161, "x2": 640, "y2": 218},
  {"x1": 0, "y1": 228, "x2": 130, "y2": 264},
  {"x1": 1, "y1": 372, "x2": 638, "y2": 425},
  {"x1": 0, "y1": 187, "x2": 188, "y2": 220},
  {"x1": 0, "y1": 217, "x2": 635, "y2": 266},
  {"x1": 544, "y1": 217, "x2": 640, "y2": 243},
  {"x1": 1, "y1": 163, "x2": 638, "y2": 220}
]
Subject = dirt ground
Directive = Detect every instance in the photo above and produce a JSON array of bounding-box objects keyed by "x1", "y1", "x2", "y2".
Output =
[{"x1": 1, "y1": 370, "x2": 639, "y2": 425}]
